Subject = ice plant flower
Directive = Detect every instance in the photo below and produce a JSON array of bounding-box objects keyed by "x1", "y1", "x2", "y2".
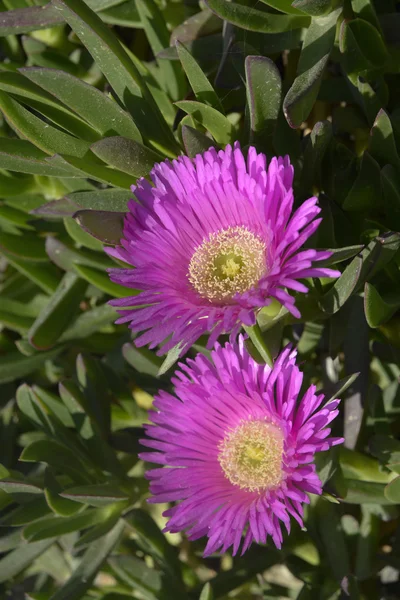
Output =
[
  {"x1": 139, "y1": 338, "x2": 343, "y2": 556},
  {"x1": 107, "y1": 143, "x2": 340, "y2": 354}
]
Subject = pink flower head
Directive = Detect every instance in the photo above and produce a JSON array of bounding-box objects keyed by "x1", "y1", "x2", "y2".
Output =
[
  {"x1": 139, "y1": 337, "x2": 343, "y2": 556},
  {"x1": 107, "y1": 143, "x2": 339, "y2": 355}
]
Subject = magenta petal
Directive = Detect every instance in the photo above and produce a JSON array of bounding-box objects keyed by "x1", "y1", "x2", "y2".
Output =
[
  {"x1": 105, "y1": 143, "x2": 339, "y2": 354},
  {"x1": 142, "y1": 337, "x2": 343, "y2": 556}
]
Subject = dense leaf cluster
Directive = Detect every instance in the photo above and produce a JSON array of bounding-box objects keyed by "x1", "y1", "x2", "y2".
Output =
[{"x1": 0, "y1": 0, "x2": 400, "y2": 598}]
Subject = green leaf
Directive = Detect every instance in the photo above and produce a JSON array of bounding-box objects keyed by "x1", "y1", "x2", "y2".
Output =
[
  {"x1": 204, "y1": 0, "x2": 310, "y2": 33},
  {"x1": 0, "y1": 91, "x2": 90, "y2": 157},
  {"x1": 0, "y1": 479, "x2": 43, "y2": 502},
  {"x1": 283, "y1": 9, "x2": 340, "y2": 128},
  {"x1": 297, "y1": 321, "x2": 324, "y2": 355},
  {"x1": 320, "y1": 254, "x2": 362, "y2": 314},
  {"x1": 341, "y1": 479, "x2": 397, "y2": 504},
  {"x1": 0, "y1": 1, "x2": 124, "y2": 36},
  {"x1": 342, "y1": 152, "x2": 381, "y2": 211},
  {"x1": 170, "y1": 8, "x2": 222, "y2": 45},
  {"x1": 320, "y1": 234, "x2": 400, "y2": 314},
  {"x1": 323, "y1": 373, "x2": 360, "y2": 403},
  {"x1": 44, "y1": 469, "x2": 84, "y2": 517},
  {"x1": 292, "y1": 0, "x2": 337, "y2": 16},
  {"x1": 0, "y1": 309, "x2": 34, "y2": 334},
  {"x1": 245, "y1": 56, "x2": 282, "y2": 154},
  {"x1": 45, "y1": 236, "x2": 112, "y2": 272},
  {"x1": 109, "y1": 555, "x2": 162, "y2": 600},
  {"x1": 74, "y1": 264, "x2": 135, "y2": 298},
  {"x1": 101, "y1": 1, "x2": 141, "y2": 28},
  {"x1": 0, "y1": 539, "x2": 55, "y2": 583},
  {"x1": 136, "y1": 0, "x2": 185, "y2": 101},
  {"x1": 351, "y1": 0, "x2": 381, "y2": 29},
  {"x1": 50, "y1": 519, "x2": 124, "y2": 600},
  {"x1": 0, "y1": 347, "x2": 63, "y2": 384},
  {"x1": 60, "y1": 303, "x2": 117, "y2": 343},
  {"x1": 0, "y1": 231, "x2": 48, "y2": 262},
  {"x1": 181, "y1": 125, "x2": 217, "y2": 157},
  {"x1": 176, "y1": 41, "x2": 223, "y2": 112},
  {"x1": 259, "y1": 0, "x2": 306, "y2": 15},
  {"x1": 73, "y1": 511, "x2": 120, "y2": 548},
  {"x1": 76, "y1": 354, "x2": 111, "y2": 436},
  {"x1": 339, "y1": 18, "x2": 388, "y2": 81},
  {"x1": 0, "y1": 497, "x2": 50, "y2": 527},
  {"x1": 385, "y1": 476, "x2": 400, "y2": 502},
  {"x1": 22, "y1": 508, "x2": 110, "y2": 542},
  {"x1": 61, "y1": 484, "x2": 129, "y2": 506},
  {"x1": 20, "y1": 439, "x2": 89, "y2": 482},
  {"x1": 317, "y1": 245, "x2": 364, "y2": 267},
  {"x1": 300, "y1": 120, "x2": 333, "y2": 195},
  {"x1": 340, "y1": 446, "x2": 393, "y2": 483},
  {"x1": 73, "y1": 210, "x2": 124, "y2": 245},
  {"x1": 368, "y1": 108, "x2": 400, "y2": 168},
  {"x1": 0, "y1": 138, "x2": 81, "y2": 177},
  {"x1": 199, "y1": 583, "x2": 214, "y2": 600},
  {"x1": 316, "y1": 499, "x2": 350, "y2": 581},
  {"x1": 381, "y1": 164, "x2": 400, "y2": 230},
  {"x1": 364, "y1": 282, "x2": 400, "y2": 328},
  {"x1": 158, "y1": 343, "x2": 183, "y2": 376},
  {"x1": 0, "y1": 4, "x2": 62, "y2": 36},
  {"x1": 0, "y1": 71, "x2": 100, "y2": 142},
  {"x1": 369, "y1": 435, "x2": 400, "y2": 474},
  {"x1": 28, "y1": 272, "x2": 87, "y2": 350},
  {"x1": 33, "y1": 385, "x2": 74, "y2": 426},
  {"x1": 64, "y1": 216, "x2": 104, "y2": 251},
  {"x1": 124, "y1": 509, "x2": 181, "y2": 577},
  {"x1": 91, "y1": 137, "x2": 162, "y2": 178},
  {"x1": 45, "y1": 154, "x2": 134, "y2": 189},
  {"x1": 243, "y1": 323, "x2": 273, "y2": 367},
  {"x1": 175, "y1": 100, "x2": 234, "y2": 145},
  {"x1": 123, "y1": 343, "x2": 163, "y2": 377},
  {"x1": 51, "y1": 0, "x2": 178, "y2": 155},
  {"x1": 65, "y1": 189, "x2": 130, "y2": 212},
  {"x1": 21, "y1": 67, "x2": 142, "y2": 142}
]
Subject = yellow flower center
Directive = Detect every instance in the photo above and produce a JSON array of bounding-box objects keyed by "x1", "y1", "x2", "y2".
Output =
[
  {"x1": 218, "y1": 420, "x2": 284, "y2": 492},
  {"x1": 188, "y1": 226, "x2": 266, "y2": 303}
]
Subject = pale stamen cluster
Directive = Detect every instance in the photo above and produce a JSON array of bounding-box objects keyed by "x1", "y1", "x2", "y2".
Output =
[
  {"x1": 188, "y1": 226, "x2": 266, "y2": 303},
  {"x1": 218, "y1": 419, "x2": 284, "y2": 492}
]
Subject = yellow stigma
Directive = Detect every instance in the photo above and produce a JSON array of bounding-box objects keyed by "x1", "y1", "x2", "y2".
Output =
[
  {"x1": 218, "y1": 420, "x2": 284, "y2": 492},
  {"x1": 188, "y1": 226, "x2": 266, "y2": 303}
]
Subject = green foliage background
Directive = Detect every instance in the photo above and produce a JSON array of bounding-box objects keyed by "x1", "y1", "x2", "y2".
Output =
[{"x1": 0, "y1": 0, "x2": 400, "y2": 598}]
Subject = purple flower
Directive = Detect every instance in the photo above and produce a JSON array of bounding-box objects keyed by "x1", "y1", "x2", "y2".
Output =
[
  {"x1": 139, "y1": 337, "x2": 343, "y2": 556},
  {"x1": 107, "y1": 143, "x2": 339, "y2": 354}
]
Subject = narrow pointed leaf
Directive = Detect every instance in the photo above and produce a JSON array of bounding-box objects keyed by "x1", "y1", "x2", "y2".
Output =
[
  {"x1": 0, "y1": 91, "x2": 90, "y2": 157},
  {"x1": 284, "y1": 8, "x2": 341, "y2": 128},
  {"x1": 73, "y1": 210, "x2": 125, "y2": 245},
  {"x1": 28, "y1": 273, "x2": 88, "y2": 350},
  {"x1": 175, "y1": 100, "x2": 234, "y2": 145},
  {"x1": 245, "y1": 56, "x2": 282, "y2": 154},
  {"x1": 176, "y1": 41, "x2": 223, "y2": 112},
  {"x1": 49, "y1": 519, "x2": 124, "y2": 600},
  {"x1": 204, "y1": 0, "x2": 310, "y2": 33},
  {"x1": 0, "y1": 539, "x2": 55, "y2": 583},
  {"x1": 51, "y1": 0, "x2": 178, "y2": 154},
  {"x1": 91, "y1": 137, "x2": 162, "y2": 178},
  {"x1": 136, "y1": 0, "x2": 185, "y2": 101},
  {"x1": 20, "y1": 67, "x2": 142, "y2": 142},
  {"x1": 181, "y1": 125, "x2": 216, "y2": 157}
]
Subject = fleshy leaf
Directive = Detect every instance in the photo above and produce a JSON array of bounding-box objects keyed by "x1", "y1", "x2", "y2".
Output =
[
  {"x1": 91, "y1": 137, "x2": 162, "y2": 178},
  {"x1": 73, "y1": 210, "x2": 125, "y2": 245},
  {"x1": 245, "y1": 56, "x2": 282, "y2": 155},
  {"x1": 283, "y1": 8, "x2": 341, "y2": 128},
  {"x1": 204, "y1": 0, "x2": 310, "y2": 33}
]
